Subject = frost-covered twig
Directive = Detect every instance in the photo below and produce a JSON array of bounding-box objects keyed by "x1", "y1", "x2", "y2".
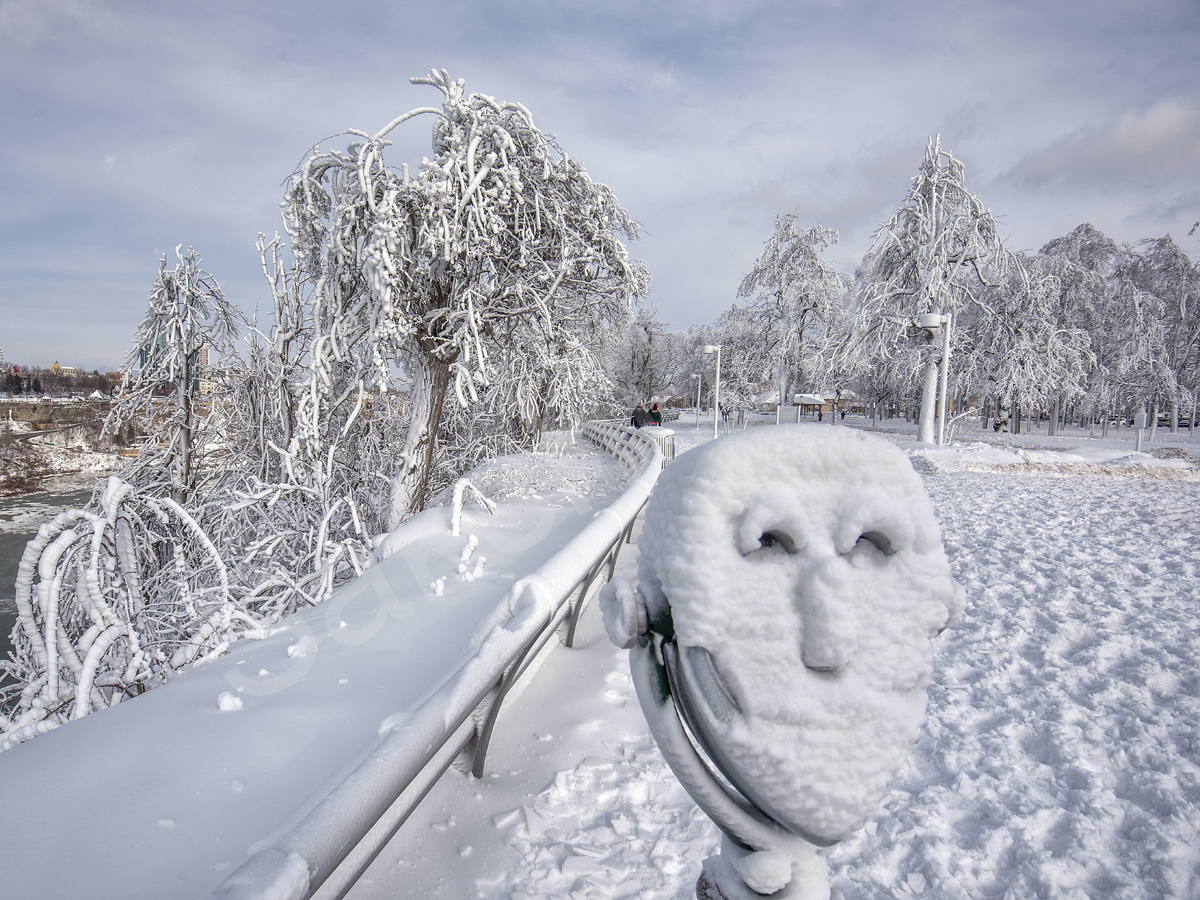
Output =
[{"x1": 449, "y1": 478, "x2": 497, "y2": 537}]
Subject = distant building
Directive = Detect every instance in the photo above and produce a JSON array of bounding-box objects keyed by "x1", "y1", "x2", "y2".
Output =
[
  {"x1": 49, "y1": 361, "x2": 78, "y2": 377},
  {"x1": 135, "y1": 339, "x2": 209, "y2": 390}
]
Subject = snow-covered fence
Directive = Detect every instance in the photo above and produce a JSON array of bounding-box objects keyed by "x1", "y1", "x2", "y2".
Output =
[
  {"x1": 211, "y1": 422, "x2": 662, "y2": 900},
  {"x1": 647, "y1": 427, "x2": 676, "y2": 464},
  {"x1": 586, "y1": 418, "x2": 673, "y2": 468}
]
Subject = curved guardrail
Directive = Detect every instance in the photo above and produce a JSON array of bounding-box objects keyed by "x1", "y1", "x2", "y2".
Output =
[
  {"x1": 212, "y1": 421, "x2": 662, "y2": 900},
  {"x1": 592, "y1": 417, "x2": 676, "y2": 467}
]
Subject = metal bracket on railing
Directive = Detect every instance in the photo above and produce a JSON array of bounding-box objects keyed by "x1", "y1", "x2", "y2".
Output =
[
  {"x1": 564, "y1": 557, "x2": 607, "y2": 649},
  {"x1": 566, "y1": 500, "x2": 644, "y2": 646},
  {"x1": 473, "y1": 496, "x2": 649, "y2": 774},
  {"x1": 469, "y1": 626, "x2": 543, "y2": 778}
]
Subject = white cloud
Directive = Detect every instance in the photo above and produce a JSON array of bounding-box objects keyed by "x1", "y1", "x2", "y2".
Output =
[
  {"x1": 1005, "y1": 95, "x2": 1200, "y2": 187},
  {"x1": 4, "y1": 0, "x2": 1200, "y2": 363},
  {"x1": 0, "y1": 0, "x2": 108, "y2": 42}
]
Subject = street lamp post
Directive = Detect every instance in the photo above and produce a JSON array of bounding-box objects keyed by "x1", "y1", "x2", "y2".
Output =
[
  {"x1": 702, "y1": 345, "x2": 721, "y2": 439},
  {"x1": 918, "y1": 313, "x2": 952, "y2": 446},
  {"x1": 691, "y1": 374, "x2": 702, "y2": 430}
]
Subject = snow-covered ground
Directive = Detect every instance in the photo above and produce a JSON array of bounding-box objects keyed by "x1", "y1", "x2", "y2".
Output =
[
  {"x1": 0, "y1": 436, "x2": 628, "y2": 900},
  {"x1": 0, "y1": 418, "x2": 121, "y2": 484},
  {"x1": 3, "y1": 417, "x2": 1198, "y2": 899},
  {"x1": 347, "y1": 416, "x2": 1200, "y2": 900},
  {"x1": 25, "y1": 435, "x2": 121, "y2": 477}
]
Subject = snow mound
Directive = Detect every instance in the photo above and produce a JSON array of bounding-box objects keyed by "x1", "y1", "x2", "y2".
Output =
[
  {"x1": 429, "y1": 431, "x2": 625, "y2": 506},
  {"x1": 636, "y1": 425, "x2": 962, "y2": 843},
  {"x1": 908, "y1": 439, "x2": 1200, "y2": 481}
]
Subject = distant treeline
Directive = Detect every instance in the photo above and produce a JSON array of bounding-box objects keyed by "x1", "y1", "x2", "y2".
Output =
[{"x1": 3, "y1": 365, "x2": 115, "y2": 398}]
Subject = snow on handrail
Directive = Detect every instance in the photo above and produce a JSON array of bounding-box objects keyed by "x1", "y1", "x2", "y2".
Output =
[{"x1": 211, "y1": 423, "x2": 662, "y2": 900}]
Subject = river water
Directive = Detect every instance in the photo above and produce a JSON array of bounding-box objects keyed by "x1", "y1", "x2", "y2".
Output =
[{"x1": 0, "y1": 474, "x2": 103, "y2": 662}]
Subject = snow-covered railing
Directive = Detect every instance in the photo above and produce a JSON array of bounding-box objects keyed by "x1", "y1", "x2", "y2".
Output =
[
  {"x1": 648, "y1": 427, "x2": 676, "y2": 465},
  {"x1": 587, "y1": 418, "x2": 673, "y2": 468},
  {"x1": 212, "y1": 423, "x2": 662, "y2": 900}
]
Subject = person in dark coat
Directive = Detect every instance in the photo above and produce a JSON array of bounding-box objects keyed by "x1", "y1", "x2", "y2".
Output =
[{"x1": 632, "y1": 402, "x2": 648, "y2": 427}]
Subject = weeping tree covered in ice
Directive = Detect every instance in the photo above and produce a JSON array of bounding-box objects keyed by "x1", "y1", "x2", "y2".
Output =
[
  {"x1": 847, "y1": 138, "x2": 1009, "y2": 442},
  {"x1": 737, "y1": 218, "x2": 850, "y2": 405},
  {"x1": 1, "y1": 71, "x2": 647, "y2": 748},
  {"x1": 0, "y1": 478, "x2": 253, "y2": 750},
  {"x1": 282, "y1": 69, "x2": 647, "y2": 527},
  {"x1": 1128, "y1": 235, "x2": 1200, "y2": 432}
]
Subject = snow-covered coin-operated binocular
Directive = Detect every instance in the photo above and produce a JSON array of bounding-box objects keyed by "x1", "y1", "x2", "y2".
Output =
[{"x1": 600, "y1": 426, "x2": 963, "y2": 900}]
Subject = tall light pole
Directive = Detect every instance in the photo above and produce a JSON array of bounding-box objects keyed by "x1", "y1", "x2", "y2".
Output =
[
  {"x1": 702, "y1": 345, "x2": 721, "y2": 439},
  {"x1": 918, "y1": 313, "x2": 953, "y2": 445},
  {"x1": 691, "y1": 373, "x2": 701, "y2": 430}
]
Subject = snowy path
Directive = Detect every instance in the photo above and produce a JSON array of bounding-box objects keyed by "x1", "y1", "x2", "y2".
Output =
[
  {"x1": 0, "y1": 444, "x2": 626, "y2": 900},
  {"x1": 342, "y1": 512, "x2": 721, "y2": 900},
  {"x1": 348, "y1": 447, "x2": 1200, "y2": 900}
]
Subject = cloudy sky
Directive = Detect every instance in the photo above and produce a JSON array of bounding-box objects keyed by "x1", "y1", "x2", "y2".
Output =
[{"x1": 2, "y1": 0, "x2": 1198, "y2": 371}]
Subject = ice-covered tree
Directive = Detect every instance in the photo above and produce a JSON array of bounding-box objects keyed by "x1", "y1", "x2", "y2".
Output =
[
  {"x1": 848, "y1": 138, "x2": 1008, "y2": 441},
  {"x1": 967, "y1": 262, "x2": 1093, "y2": 431},
  {"x1": 738, "y1": 218, "x2": 850, "y2": 404},
  {"x1": 2, "y1": 72, "x2": 651, "y2": 747},
  {"x1": 104, "y1": 247, "x2": 241, "y2": 503},
  {"x1": 1129, "y1": 235, "x2": 1199, "y2": 432},
  {"x1": 605, "y1": 307, "x2": 683, "y2": 406},
  {"x1": 1035, "y1": 224, "x2": 1170, "y2": 434},
  {"x1": 283, "y1": 70, "x2": 647, "y2": 527},
  {"x1": 0, "y1": 477, "x2": 252, "y2": 750},
  {"x1": 709, "y1": 305, "x2": 775, "y2": 424}
]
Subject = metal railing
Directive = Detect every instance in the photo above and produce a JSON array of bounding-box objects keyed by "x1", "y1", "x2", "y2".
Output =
[
  {"x1": 212, "y1": 421, "x2": 662, "y2": 900},
  {"x1": 596, "y1": 416, "x2": 675, "y2": 467}
]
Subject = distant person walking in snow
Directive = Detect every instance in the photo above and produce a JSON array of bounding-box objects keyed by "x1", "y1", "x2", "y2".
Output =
[
  {"x1": 648, "y1": 402, "x2": 663, "y2": 426},
  {"x1": 631, "y1": 402, "x2": 648, "y2": 428}
]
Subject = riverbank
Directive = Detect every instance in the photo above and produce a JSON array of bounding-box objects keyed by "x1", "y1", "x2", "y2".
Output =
[{"x1": 0, "y1": 419, "x2": 120, "y2": 498}]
